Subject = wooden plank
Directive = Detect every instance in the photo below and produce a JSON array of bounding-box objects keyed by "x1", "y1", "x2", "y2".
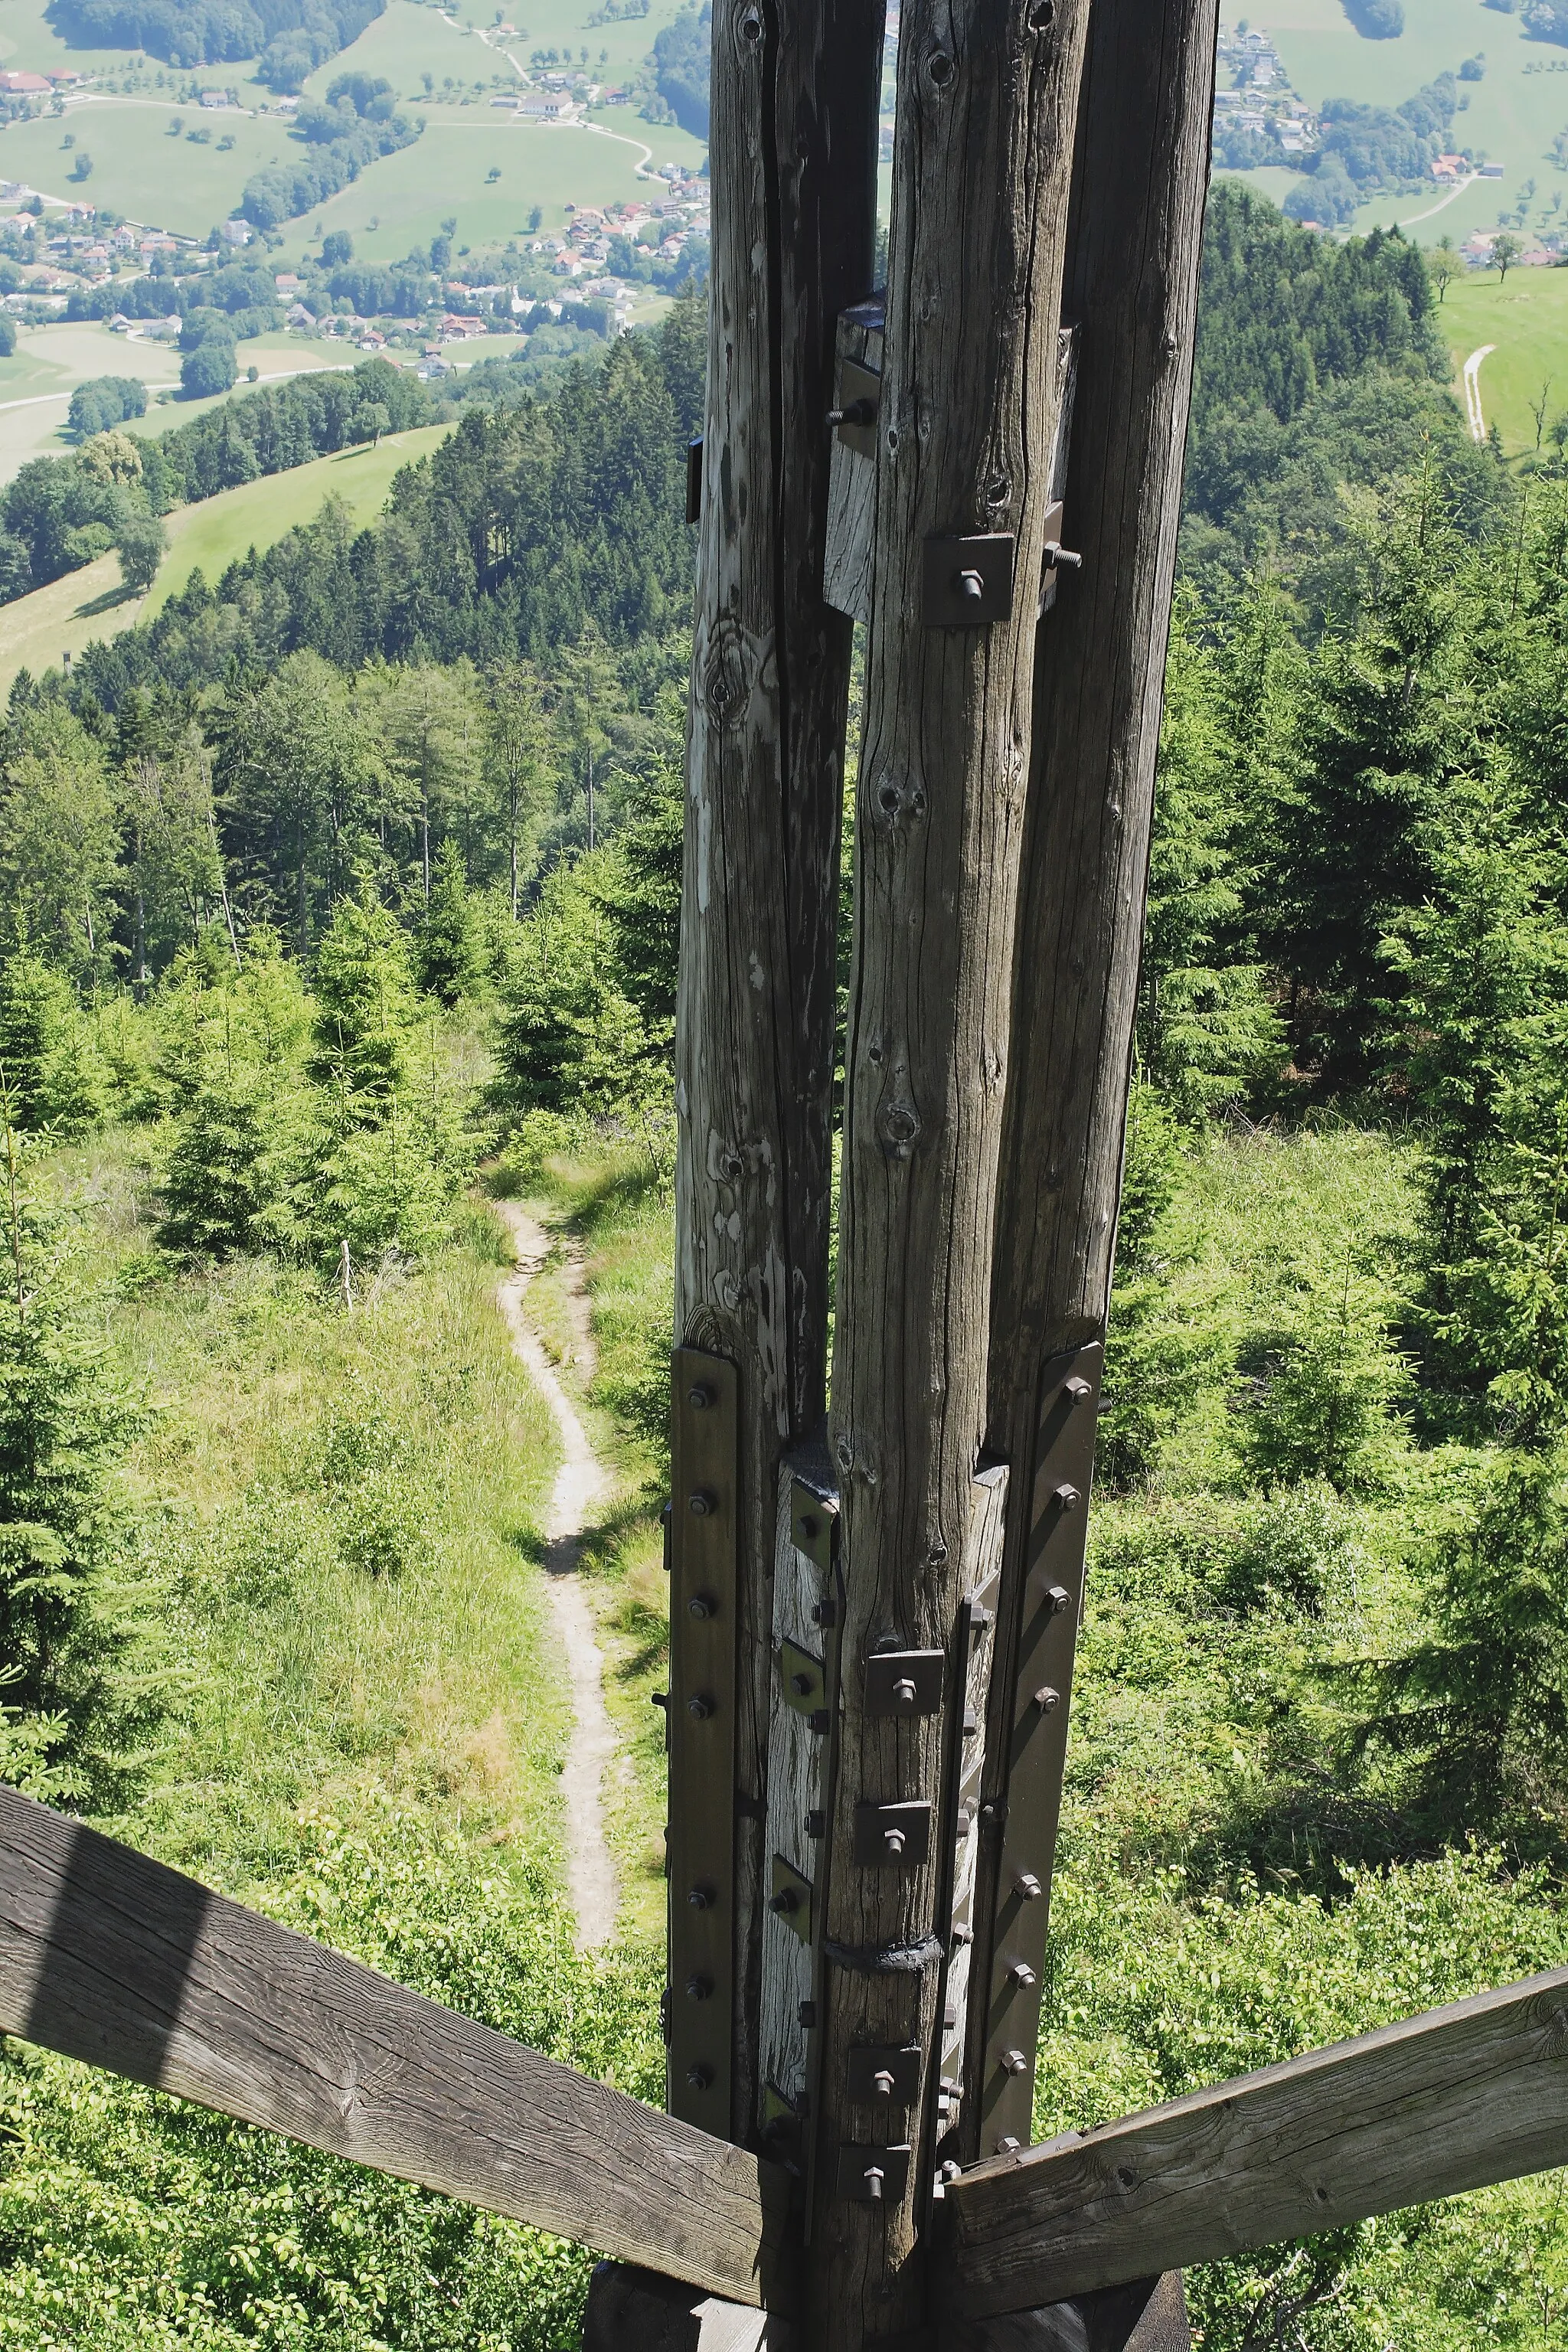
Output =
[
  {"x1": 0, "y1": 1786, "x2": 795, "y2": 2311},
  {"x1": 676, "y1": 0, "x2": 882, "y2": 2145},
  {"x1": 941, "y1": 1968, "x2": 1568, "y2": 2318},
  {"x1": 756, "y1": 1448, "x2": 840, "y2": 2164},
  {"x1": 810, "y1": 0, "x2": 1091, "y2": 2328},
  {"x1": 968, "y1": 0, "x2": 1220, "y2": 2170}
]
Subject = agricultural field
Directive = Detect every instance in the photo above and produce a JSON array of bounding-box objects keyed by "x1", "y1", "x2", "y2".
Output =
[
  {"x1": 0, "y1": 100, "x2": 293, "y2": 237},
  {"x1": 1439, "y1": 258, "x2": 1568, "y2": 449},
  {"x1": 279, "y1": 109, "x2": 701, "y2": 265},
  {"x1": 0, "y1": 0, "x2": 706, "y2": 273},
  {"x1": 0, "y1": 322, "x2": 357, "y2": 482},
  {"x1": 0, "y1": 417, "x2": 452, "y2": 689},
  {"x1": 1223, "y1": 0, "x2": 1568, "y2": 249}
]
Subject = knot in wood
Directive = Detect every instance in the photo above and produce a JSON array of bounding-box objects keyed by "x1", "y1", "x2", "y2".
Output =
[
  {"x1": 877, "y1": 1096, "x2": 922, "y2": 1158},
  {"x1": 871, "y1": 771, "x2": 926, "y2": 829},
  {"x1": 701, "y1": 615, "x2": 751, "y2": 733}
]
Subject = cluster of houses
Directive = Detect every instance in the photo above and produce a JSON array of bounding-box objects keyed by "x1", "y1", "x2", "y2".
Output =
[{"x1": 1214, "y1": 24, "x2": 1318, "y2": 155}]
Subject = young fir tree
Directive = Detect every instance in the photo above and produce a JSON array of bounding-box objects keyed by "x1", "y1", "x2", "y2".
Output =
[
  {"x1": 416, "y1": 838, "x2": 482, "y2": 1007},
  {"x1": 308, "y1": 884, "x2": 416, "y2": 1117},
  {"x1": 1387, "y1": 774, "x2": 1568, "y2": 1443},
  {"x1": 0, "y1": 936, "x2": 106, "y2": 1135},
  {"x1": 0, "y1": 1087, "x2": 147, "y2": 1797}
]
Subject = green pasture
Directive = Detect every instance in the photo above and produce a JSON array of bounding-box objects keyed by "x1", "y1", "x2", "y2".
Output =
[
  {"x1": 1441, "y1": 260, "x2": 1568, "y2": 451},
  {"x1": 0, "y1": 325, "x2": 359, "y2": 483},
  {"x1": 0, "y1": 100, "x2": 289, "y2": 236},
  {"x1": 1237, "y1": 0, "x2": 1568, "y2": 249},
  {"x1": 0, "y1": 417, "x2": 452, "y2": 688},
  {"x1": 283, "y1": 110, "x2": 702, "y2": 264},
  {"x1": 143, "y1": 416, "x2": 452, "y2": 609},
  {"x1": 0, "y1": 0, "x2": 133, "y2": 79}
]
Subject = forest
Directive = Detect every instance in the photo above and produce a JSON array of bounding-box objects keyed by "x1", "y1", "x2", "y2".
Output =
[{"x1": 5, "y1": 183, "x2": 1568, "y2": 2348}]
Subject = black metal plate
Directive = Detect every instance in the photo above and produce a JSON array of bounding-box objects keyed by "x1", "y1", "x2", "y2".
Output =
[
  {"x1": 769, "y1": 1852, "x2": 813, "y2": 1945},
  {"x1": 978, "y1": 1344, "x2": 1102, "y2": 2156},
  {"x1": 780, "y1": 1636, "x2": 827, "y2": 1717},
  {"x1": 853, "y1": 1799, "x2": 931, "y2": 1868},
  {"x1": 847, "y1": 2044, "x2": 923, "y2": 2106},
  {"x1": 790, "y1": 1477, "x2": 838, "y2": 1573},
  {"x1": 685, "y1": 435, "x2": 703, "y2": 525},
  {"x1": 923, "y1": 533, "x2": 1015, "y2": 627},
  {"x1": 835, "y1": 2142, "x2": 913, "y2": 2204},
  {"x1": 667, "y1": 1347, "x2": 739, "y2": 2129},
  {"x1": 864, "y1": 1648, "x2": 945, "y2": 1717}
]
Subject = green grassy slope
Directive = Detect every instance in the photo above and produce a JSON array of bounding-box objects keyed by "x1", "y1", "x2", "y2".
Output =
[
  {"x1": 143, "y1": 417, "x2": 452, "y2": 609},
  {"x1": 1439, "y1": 261, "x2": 1568, "y2": 449},
  {"x1": 0, "y1": 101, "x2": 292, "y2": 237},
  {"x1": 0, "y1": 418, "x2": 451, "y2": 688}
]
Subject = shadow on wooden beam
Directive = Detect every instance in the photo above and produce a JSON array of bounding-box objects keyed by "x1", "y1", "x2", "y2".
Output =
[{"x1": 581, "y1": 2265, "x2": 1191, "y2": 2351}]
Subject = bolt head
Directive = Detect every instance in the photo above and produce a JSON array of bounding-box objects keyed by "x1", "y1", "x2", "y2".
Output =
[
  {"x1": 684, "y1": 1975, "x2": 712, "y2": 2001},
  {"x1": 686, "y1": 2063, "x2": 714, "y2": 2091},
  {"x1": 1034, "y1": 1684, "x2": 1060, "y2": 1712}
]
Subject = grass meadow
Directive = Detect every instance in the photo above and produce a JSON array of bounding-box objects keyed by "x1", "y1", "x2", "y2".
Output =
[
  {"x1": 0, "y1": 417, "x2": 454, "y2": 690},
  {"x1": 1439, "y1": 260, "x2": 1568, "y2": 452}
]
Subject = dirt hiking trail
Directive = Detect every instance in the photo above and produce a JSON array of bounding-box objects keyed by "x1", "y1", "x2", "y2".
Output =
[{"x1": 495, "y1": 1199, "x2": 619, "y2": 1949}]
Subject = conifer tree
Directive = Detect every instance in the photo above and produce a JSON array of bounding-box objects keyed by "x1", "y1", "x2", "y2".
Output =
[
  {"x1": 416, "y1": 838, "x2": 481, "y2": 1006},
  {"x1": 0, "y1": 1086, "x2": 145, "y2": 1795}
]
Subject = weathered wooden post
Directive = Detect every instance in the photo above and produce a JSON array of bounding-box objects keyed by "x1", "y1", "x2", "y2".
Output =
[
  {"x1": 665, "y1": 0, "x2": 884, "y2": 2148},
  {"x1": 802, "y1": 0, "x2": 1092, "y2": 2335},
  {"x1": 959, "y1": 0, "x2": 1221, "y2": 2171}
]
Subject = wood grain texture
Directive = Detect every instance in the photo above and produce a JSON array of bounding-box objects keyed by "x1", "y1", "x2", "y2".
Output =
[
  {"x1": 676, "y1": 0, "x2": 882, "y2": 2145},
  {"x1": 966, "y1": 0, "x2": 1220, "y2": 2168},
  {"x1": 942, "y1": 1970, "x2": 1568, "y2": 2316},
  {"x1": 0, "y1": 1786, "x2": 793, "y2": 2311},
  {"x1": 812, "y1": 0, "x2": 1089, "y2": 2332}
]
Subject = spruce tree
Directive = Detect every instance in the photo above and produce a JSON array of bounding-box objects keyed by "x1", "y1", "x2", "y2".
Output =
[
  {"x1": 0, "y1": 1089, "x2": 145, "y2": 1795},
  {"x1": 416, "y1": 838, "x2": 481, "y2": 1006}
]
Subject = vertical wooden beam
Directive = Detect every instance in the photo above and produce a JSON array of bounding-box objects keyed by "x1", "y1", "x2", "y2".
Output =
[
  {"x1": 963, "y1": 0, "x2": 1221, "y2": 2164},
  {"x1": 808, "y1": 0, "x2": 1090, "y2": 2334},
  {"x1": 672, "y1": 0, "x2": 883, "y2": 2142}
]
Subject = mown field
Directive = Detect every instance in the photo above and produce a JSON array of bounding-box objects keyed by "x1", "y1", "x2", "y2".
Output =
[{"x1": 1440, "y1": 261, "x2": 1568, "y2": 452}]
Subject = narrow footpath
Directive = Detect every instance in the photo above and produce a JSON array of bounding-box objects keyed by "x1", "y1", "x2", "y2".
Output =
[{"x1": 493, "y1": 1199, "x2": 620, "y2": 1949}]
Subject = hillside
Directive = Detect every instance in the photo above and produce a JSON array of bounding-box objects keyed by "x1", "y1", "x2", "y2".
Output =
[{"x1": 1217, "y1": 0, "x2": 1568, "y2": 250}]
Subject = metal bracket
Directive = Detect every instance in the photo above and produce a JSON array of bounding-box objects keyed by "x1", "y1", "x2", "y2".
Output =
[
  {"x1": 829, "y1": 356, "x2": 881, "y2": 458},
  {"x1": 864, "y1": 1648, "x2": 945, "y2": 1717},
  {"x1": 769, "y1": 1853, "x2": 814, "y2": 1944},
  {"x1": 847, "y1": 2044, "x2": 923, "y2": 2107},
  {"x1": 835, "y1": 2142, "x2": 913, "y2": 2204},
  {"x1": 975, "y1": 1344, "x2": 1102, "y2": 2158},
  {"x1": 667, "y1": 1347, "x2": 739, "y2": 2128},
  {"x1": 790, "y1": 1478, "x2": 839, "y2": 1573},
  {"x1": 923, "y1": 532, "x2": 1015, "y2": 628},
  {"x1": 685, "y1": 435, "x2": 703, "y2": 525},
  {"x1": 853, "y1": 1799, "x2": 931, "y2": 1868},
  {"x1": 780, "y1": 1636, "x2": 828, "y2": 1718}
]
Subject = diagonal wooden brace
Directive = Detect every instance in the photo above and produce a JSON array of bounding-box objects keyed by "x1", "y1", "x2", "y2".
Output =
[
  {"x1": 0, "y1": 1785, "x2": 793, "y2": 2311},
  {"x1": 942, "y1": 1968, "x2": 1568, "y2": 2318}
]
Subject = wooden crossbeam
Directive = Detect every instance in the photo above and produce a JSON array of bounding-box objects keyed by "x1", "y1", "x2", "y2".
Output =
[
  {"x1": 941, "y1": 1968, "x2": 1568, "y2": 2318},
  {"x1": 0, "y1": 1787, "x2": 793, "y2": 2311}
]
